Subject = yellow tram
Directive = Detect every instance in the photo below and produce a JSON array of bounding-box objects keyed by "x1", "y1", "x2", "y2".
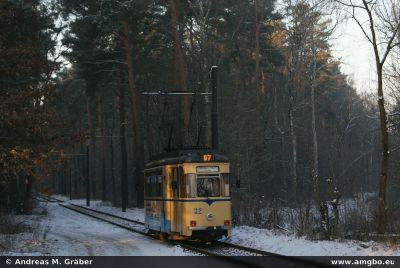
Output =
[{"x1": 144, "y1": 149, "x2": 232, "y2": 240}]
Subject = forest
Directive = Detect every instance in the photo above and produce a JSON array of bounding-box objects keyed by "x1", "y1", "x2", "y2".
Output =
[{"x1": 1, "y1": 0, "x2": 400, "y2": 243}]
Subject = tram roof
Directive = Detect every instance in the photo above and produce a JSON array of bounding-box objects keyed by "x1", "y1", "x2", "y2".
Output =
[{"x1": 145, "y1": 148, "x2": 228, "y2": 169}]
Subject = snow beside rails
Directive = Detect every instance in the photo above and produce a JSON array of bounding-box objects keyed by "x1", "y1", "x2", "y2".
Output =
[
  {"x1": 222, "y1": 226, "x2": 400, "y2": 256},
  {"x1": 0, "y1": 206, "x2": 49, "y2": 256},
  {"x1": 54, "y1": 195, "x2": 400, "y2": 256},
  {"x1": 1, "y1": 202, "x2": 188, "y2": 256},
  {"x1": 53, "y1": 196, "x2": 145, "y2": 223}
]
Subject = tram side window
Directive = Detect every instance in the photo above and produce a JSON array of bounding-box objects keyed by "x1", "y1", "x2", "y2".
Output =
[
  {"x1": 172, "y1": 167, "x2": 183, "y2": 198},
  {"x1": 150, "y1": 176, "x2": 156, "y2": 197},
  {"x1": 221, "y1": 173, "x2": 230, "y2": 197},
  {"x1": 180, "y1": 173, "x2": 196, "y2": 198},
  {"x1": 145, "y1": 175, "x2": 152, "y2": 197},
  {"x1": 151, "y1": 176, "x2": 157, "y2": 197},
  {"x1": 145, "y1": 176, "x2": 149, "y2": 197},
  {"x1": 156, "y1": 175, "x2": 163, "y2": 197},
  {"x1": 172, "y1": 168, "x2": 178, "y2": 197},
  {"x1": 145, "y1": 174, "x2": 163, "y2": 198}
]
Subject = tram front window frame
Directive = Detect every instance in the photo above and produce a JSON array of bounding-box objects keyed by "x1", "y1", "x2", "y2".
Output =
[
  {"x1": 196, "y1": 174, "x2": 221, "y2": 197},
  {"x1": 177, "y1": 166, "x2": 230, "y2": 198}
]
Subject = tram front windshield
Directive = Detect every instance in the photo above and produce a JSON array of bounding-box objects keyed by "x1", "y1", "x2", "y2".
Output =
[{"x1": 197, "y1": 176, "x2": 220, "y2": 197}]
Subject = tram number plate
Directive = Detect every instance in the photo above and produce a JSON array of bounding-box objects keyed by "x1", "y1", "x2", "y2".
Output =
[{"x1": 194, "y1": 208, "x2": 202, "y2": 214}]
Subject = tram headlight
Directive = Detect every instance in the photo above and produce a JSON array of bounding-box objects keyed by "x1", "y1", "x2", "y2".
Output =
[
  {"x1": 190, "y1": 220, "x2": 197, "y2": 227},
  {"x1": 224, "y1": 220, "x2": 230, "y2": 226}
]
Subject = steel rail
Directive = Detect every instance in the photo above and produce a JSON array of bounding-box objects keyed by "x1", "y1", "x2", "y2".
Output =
[
  {"x1": 34, "y1": 193, "x2": 63, "y2": 201},
  {"x1": 58, "y1": 203, "x2": 213, "y2": 257},
  {"x1": 38, "y1": 195, "x2": 324, "y2": 267},
  {"x1": 216, "y1": 240, "x2": 282, "y2": 256},
  {"x1": 67, "y1": 203, "x2": 145, "y2": 226},
  {"x1": 33, "y1": 195, "x2": 61, "y2": 203},
  {"x1": 59, "y1": 203, "x2": 148, "y2": 236},
  {"x1": 35, "y1": 194, "x2": 145, "y2": 226},
  {"x1": 54, "y1": 201, "x2": 293, "y2": 257},
  {"x1": 58, "y1": 204, "x2": 271, "y2": 268},
  {"x1": 56, "y1": 204, "x2": 260, "y2": 257}
]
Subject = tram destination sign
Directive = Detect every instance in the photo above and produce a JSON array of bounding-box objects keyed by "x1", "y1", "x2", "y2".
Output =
[{"x1": 196, "y1": 166, "x2": 219, "y2": 173}]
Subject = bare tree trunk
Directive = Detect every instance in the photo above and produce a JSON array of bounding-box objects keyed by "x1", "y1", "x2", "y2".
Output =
[
  {"x1": 110, "y1": 137, "x2": 116, "y2": 204},
  {"x1": 23, "y1": 175, "x2": 33, "y2": 214},
  {"x1": 255, "y1": 0, "x2": 262, "y2": 145},
  {"x1": 121, "y1": 19, "x2": 144, "y2": 207},
  {"x1": 98, "y1": 96, "x2": 107, "y2": 202},
  {"x1": 335, "y1": 0, "x2": 400, "y2": 235},
  {"x1": 80, "y1": 142, "x2": 85, "y2": 197},
  {"x1": 273, "y1": 85, "x2": 286, "y2": 190},
  {"x1": 73, "y1": 144, "x2": 79, "y2": 196},
  {"x1": 310, "y1": 41, "x2": 319, "y2": 201},
  {"x1": 86, "y1": 95, "x2": 95, "y2": 200},
  {"x1": 289, "y1": 100, "x2": 298, "y2": 202},
  {"x1": 377, "y1": 65, "x2": 389, "y2": 234},
  {"x1": 254, "y1": 0, "x2": 265, "y2": 150},
  {"x1": 361, "y1": 1, "x2": 391, "y2": 234},
  {"x1": 287, "y1": 55, "x2": 298, "y2": 202},
  {"x1": 118, "y1": 69, "x2": 128, "y2": 212},
  {"x1": 170, "y1": 0, "x2": 190, "y2": 146},
  {"x1": 285, "y1": 31, "x2": 299, "y2": 202},
  {"x1": 110, "y1": 97, "x2": 116, "y2": 205}
]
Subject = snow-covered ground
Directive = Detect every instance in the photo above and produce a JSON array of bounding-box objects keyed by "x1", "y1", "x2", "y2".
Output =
[
  {"x1": 224, "y1": 226, "x2": 400, "y2": 256},
  {"x1": 2, "y1": 195, "x2": 399, "y2": 256},
  {"x1": 53, "y1": 195, "x2": 144, "y2": 223},
  {"x1": 1, "y1": 201, "x2": 188, "y2": 256},
  {"x1": 51, "y1": 195, "x2": 400, "y2": 256}
]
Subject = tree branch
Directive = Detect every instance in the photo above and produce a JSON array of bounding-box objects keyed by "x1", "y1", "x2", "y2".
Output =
[{"x1": 380, "y1": 21, "x2": 400, "y2": 65}]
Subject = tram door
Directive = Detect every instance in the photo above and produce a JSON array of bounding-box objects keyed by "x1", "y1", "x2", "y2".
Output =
[{"x1": 171, "y1": 167, "x2": 183, "y2": 232}]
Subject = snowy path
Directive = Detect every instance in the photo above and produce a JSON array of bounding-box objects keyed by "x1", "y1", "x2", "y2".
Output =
[{"x1": 5, "y1": 202, "x2": 188, "y2": 256}]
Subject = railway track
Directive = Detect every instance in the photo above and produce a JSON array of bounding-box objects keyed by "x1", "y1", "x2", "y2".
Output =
[
  {"x1": 59, "y1": 203, "x2": 149, "y2": 236},
  {"x1": 35, "y1": 194, "x2": 324, "y2": 267},
  {"x1": 57, "y1": 202, "x2": 270, "y2": 256},
  {"x1": 34, "y1": 194, "x2": 61, "y2": 203}
]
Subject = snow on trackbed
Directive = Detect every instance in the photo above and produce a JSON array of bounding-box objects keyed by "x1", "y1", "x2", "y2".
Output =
[
  {"x1": 3, "y1": 202, "x2": 188, "y2": 256},
  {"x1": 47, "y1": 202, "x2": 189, "y2": 256},
  {"x1": 51, "y1": 196, "x2": 400, "y2": 256}
]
